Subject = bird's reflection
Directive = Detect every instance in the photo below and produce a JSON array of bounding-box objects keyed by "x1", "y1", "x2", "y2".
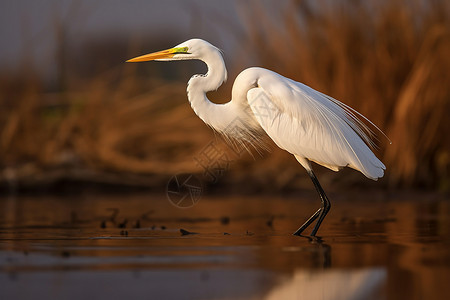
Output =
[
  {"x1": 264, "y1": 267, "x2": 386, "y2": 300},
  {"x1": 267, "y1": 236, "x2": 386, "y2": 300},
  {"x1": 299, "y1": 235, "x2": 332, "y2": 269}
]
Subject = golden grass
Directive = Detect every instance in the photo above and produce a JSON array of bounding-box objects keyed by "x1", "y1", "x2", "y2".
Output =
[
  {"x1": 0, "y1": 0, "x2": 449, "y2": 191},
  {"x1": 0, "y1": 72, "x2": 210, "y2": 178},
  {"x1": 237, "y1": 0, "x2": 450, "y2": 189}
]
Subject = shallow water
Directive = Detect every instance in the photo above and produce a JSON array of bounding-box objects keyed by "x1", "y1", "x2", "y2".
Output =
[{"x1": 0, "y1": 191, "x2": 449, "y2": 300}]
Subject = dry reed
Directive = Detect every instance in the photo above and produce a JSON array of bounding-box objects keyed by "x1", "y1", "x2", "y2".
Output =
[
  {"x1": 0, "y1": 0, "x2": 448, "y2": 191},
  {"x1": 236, "y1": 0, "x2": 450, "y2": 189}
]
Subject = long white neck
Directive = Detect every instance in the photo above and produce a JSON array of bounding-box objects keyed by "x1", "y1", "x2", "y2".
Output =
[{"x1": 186, "y1": 50, "x2": 237, "y2": 132}]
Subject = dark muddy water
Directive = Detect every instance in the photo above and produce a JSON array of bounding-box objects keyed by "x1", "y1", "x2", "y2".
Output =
[{"x1": 0, "y1": 191, "x2": 449, "y2": 299}]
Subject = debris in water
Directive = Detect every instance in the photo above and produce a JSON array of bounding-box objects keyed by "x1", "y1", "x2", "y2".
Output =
[
  {"x1": 220, "y1": 216, "x2": 230, "y2": 225},
  {"x1": 266, "y1": 216, "x2": 275, "y2": 228},
  {"x1": 133, "y1": 220, "x2": 141, "y2": 228},
  {"x1": 118, "y1": 219, "x2": 128, "y2": 228},
  {"x1": 180, "y1": 228, "x2": 198, "y2": 236}
]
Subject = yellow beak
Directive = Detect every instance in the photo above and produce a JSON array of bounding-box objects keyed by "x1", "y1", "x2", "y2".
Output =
[
  {"x1": 126, "y1": 48, "x2": 175, "y2": 62},
  {"x1": 126, "y1": 46, "x2": 189, "y2": 62}
]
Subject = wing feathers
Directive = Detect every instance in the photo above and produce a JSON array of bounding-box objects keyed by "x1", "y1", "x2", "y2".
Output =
[{"x1": 247, "y1": 69, "x2": 385, "y2": 180}]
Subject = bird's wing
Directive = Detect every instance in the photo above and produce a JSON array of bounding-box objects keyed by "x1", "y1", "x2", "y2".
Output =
[{"x1": 246, "y1": 69, "x2": 385, "y2": 180}]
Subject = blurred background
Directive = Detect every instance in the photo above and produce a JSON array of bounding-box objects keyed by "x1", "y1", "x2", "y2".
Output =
[{"x1": 0, "y1": 0, "x2": 449, "y2": 194}]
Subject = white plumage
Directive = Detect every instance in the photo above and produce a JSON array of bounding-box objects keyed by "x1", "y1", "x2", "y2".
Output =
[
  {"x1": 127, "y1": 38, "x2": 387, "y2": 236},
  {"x1": 244, "y1": 67, "x2": 385, "y2": 180}
]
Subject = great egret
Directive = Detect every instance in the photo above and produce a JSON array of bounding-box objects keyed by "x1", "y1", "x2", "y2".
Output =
[{"x1": 127, "y1": 39, "x2": 387, "y2": 236}]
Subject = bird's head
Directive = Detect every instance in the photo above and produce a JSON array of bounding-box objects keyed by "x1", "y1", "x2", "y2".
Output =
[{"x1": 126, "y1": 38, "x2": 220, "y2": 63}]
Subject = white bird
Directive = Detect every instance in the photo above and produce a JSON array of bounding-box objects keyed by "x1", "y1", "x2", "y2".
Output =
[{"x1": 127, "y1": 38, "x2": 387, "y2": 236}]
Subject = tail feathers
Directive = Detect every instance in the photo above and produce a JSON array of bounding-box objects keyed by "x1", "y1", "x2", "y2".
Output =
[{"x1": 351, "y1": 153, "x2": 385, "y2": 180}]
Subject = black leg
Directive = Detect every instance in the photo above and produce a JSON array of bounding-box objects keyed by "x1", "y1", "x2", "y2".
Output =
[
  {"x1": 293, "y1": 170, "x2": 331, "y2": 236},
  {"x1": 292, "y1": 208, "x2": 320, "y2": 236}
]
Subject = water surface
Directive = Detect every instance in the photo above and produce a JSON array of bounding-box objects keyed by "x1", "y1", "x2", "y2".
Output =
[{"x1": 0, "y1": 192, "x2": 449, "y2": 299}]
